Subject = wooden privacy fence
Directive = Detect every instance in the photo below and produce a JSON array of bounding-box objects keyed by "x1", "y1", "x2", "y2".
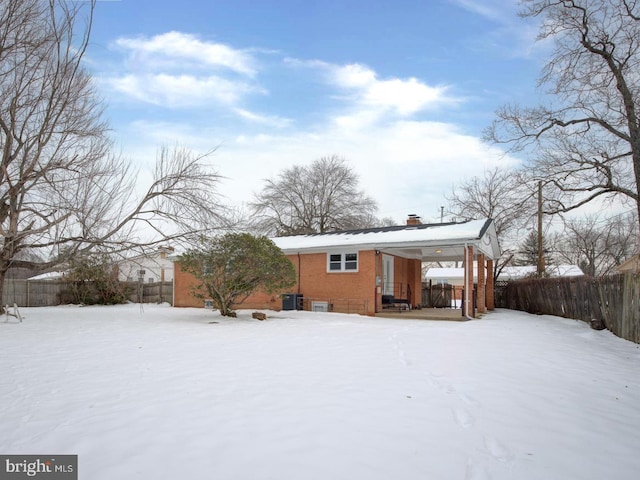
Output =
[
  {"x1": 2, "y1": 280, "x2": 173, "y2": 307},
  {"x1": 126, "y1": 281, "x2": 174, "y2": 305},
  {"x1": 502, "y1": 274, "x2": 640, "y2": 344},
  {"x1": 422, "y1": 283, "x2": 463, "y2": 308}
]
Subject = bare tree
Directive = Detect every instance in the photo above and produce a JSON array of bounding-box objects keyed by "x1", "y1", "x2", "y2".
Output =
[
  {"x1": 446, "y1": 167, "x2": 536, "y2": 275},
  {"x1": 555, "y1": 212, "x2": 638, "y2": 275},
  {"x1": 251, "y1": 155, "x2": 378, "y2": 236},
  {"x1": 485, "y1": 0, "x2": 640, "y2": 234},
  {"x1": 0, "y1": 1, "x2": 225, "y2": 306}
]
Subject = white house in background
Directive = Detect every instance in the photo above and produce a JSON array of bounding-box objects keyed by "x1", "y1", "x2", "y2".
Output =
[
  {"x1": 424, "y1": 265, "x2": 487, "y2": 287},
  {"x1": 117, "y1": 246, "x2": 175, "y2": 283},
  {"x1": 497, "y1": 264, "x2": 584, "y2": 281},
  {"x1": 425, "y1": 264, "x2": 583, "y2": 285}
]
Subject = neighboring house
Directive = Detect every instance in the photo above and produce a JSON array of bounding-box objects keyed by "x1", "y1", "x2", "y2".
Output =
[
  {"x1": 423, "y1": 265, "x2": 488, "y2": 307},
  {"x1": 497, "y1": 264, "x2": 584, "y2": 281},
  {"x1": 615, "y1": 254, "x2": 640, "y2": 273},
  {"x1": 173, "y1": 217, "x2": 501, "y2": 318},
  {"x1": 117, "y1": 246, "x2": 175, "y2": 283},
  {"x1": 3, "y1": 249, "x2": 42, "y2": 280},
  {"x1": 426, "y1": 264, "x2": 583, "y2": 284},
  {"x1": 425, "y1": 265, "x2": 487, "y2": 287}
]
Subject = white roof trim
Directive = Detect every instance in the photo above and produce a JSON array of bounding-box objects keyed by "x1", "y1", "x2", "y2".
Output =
[{"x1": 272, "y1": 219, "x2": 500, "y2": 261}]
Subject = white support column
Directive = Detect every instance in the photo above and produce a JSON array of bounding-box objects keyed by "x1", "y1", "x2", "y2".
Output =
[{"x1": 464, "y1": 245, "x2": 474, "y2": 318}]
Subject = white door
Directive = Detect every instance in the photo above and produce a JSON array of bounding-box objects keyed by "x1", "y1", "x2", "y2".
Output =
[{"x1": 382, "y1": 254, "x2": 394, "y2": 296}]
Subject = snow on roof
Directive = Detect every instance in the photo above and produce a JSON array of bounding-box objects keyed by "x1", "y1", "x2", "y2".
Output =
[
  {"x1": 425, "y1": 267, "x2": 464, "y2": 278},
  {"x1": 498, "y1": 266, "x2": 537, "y2": 280},
  {"x1": 28, "y1": 271, "x2": 65, "y2": 281},
  {"x1": 272, "y1": 219, "x2": 492, "y2": 253},
  {"x1": 426, "y1": 264, "x2": 584, "y2": 281},
  {"x1": 497, "y1": 265, "x2": 584, "y2": 280},
  {"x1": 549, "y1": 265, "x2": 584, "y2": 277},
  {"x1": 424, "y1": 266, "x2": 486, "y2": 279}
]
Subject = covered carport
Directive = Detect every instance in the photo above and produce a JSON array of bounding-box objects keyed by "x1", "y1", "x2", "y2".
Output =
[{"x1": 374, "y1": 218, "x2": 500, "y2": 319}]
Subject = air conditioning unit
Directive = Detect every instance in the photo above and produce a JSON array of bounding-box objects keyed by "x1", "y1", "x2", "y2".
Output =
[{"x1": 312, "y1": 301, "x2": 329, "y2": 312}]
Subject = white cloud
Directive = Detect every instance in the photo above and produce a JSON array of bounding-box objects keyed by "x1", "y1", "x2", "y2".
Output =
[
  {"x1": 333, "y1": 63, "x2": 377, "y2": 88},
  {"x1": 113, "y1": 31, "x2": 256, "y2": 75},
  {"x1": 334, "y1": 63, "x2": 456, "y2": 115},
  {"x1": 233, "y1": 108, "x2": 292, "y2": 128},
  {"x1": 365, "y1": 77, "x2": 450, "y2": 115},
  {"x1": 286, "y1": 60, "x2": 458, "y2": 119},
  {"x1": 107, "y1": 73, "x2": 262, "y2": 108},
  {"x1": 104, "y1": 38, "x2": 521, "y2": 222},
  {"x1": 449, "y1": 0, "x2": 522, "y2": 24},
  {"x1": 448, "y1": 0, "x2": 544, "y2": 59},
  {"x1": 105, "y1": 31, "x2": 265, "y2": 111},
  {"x1": 117, "y1": 116, "x2": 520, "y2": 223},
  {"x1": 124, "y1": 120, "x2": 217, "y2": 149}
]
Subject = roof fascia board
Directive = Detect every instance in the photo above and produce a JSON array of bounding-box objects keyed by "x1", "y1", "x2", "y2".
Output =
[{"x1": 279, "y1": 238, "x2": 488, "y2": 256}]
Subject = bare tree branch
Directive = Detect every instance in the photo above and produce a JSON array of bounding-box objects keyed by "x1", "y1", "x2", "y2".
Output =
[
  {"x1": 446, "y1": 167, "x2": 537, "y2": 275},
  {"x1": 488, "y1": 0, "x2": 640, "y2": 234},
  {"x1": 250, "y1": 155, "x2": 379, "y2": 236},
  {"x1": 0, "y1": 1, "x2": 228, "y2": 306},
  {"x1": 555, "y1": 211, "x2": 639, "y2": 275}
]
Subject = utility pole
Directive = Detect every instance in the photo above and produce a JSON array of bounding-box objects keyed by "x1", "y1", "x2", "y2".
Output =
[
  {"x1": 537, "y1": 180, "x2": 545, "y2": 276},
  {"x1": 440, "y1": 206, "x2": 444, "y2": 223}
]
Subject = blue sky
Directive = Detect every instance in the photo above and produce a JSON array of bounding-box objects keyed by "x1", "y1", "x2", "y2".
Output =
[{"x1": 88, "y1": 0, "x2": 545, "y2": 223}]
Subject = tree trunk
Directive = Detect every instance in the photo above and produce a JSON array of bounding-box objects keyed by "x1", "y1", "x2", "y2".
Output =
[
  {"x1": 0, "y1": 262, "x2": 9, "y2": 312},
  {"x1": 631, "y1": 144, "x2": 640, "y2": 240}
]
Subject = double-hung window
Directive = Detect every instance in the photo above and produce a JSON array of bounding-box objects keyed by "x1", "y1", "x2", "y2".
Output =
[{"x1": 328, "y1": 252, "x2": 358, "y2": 272}]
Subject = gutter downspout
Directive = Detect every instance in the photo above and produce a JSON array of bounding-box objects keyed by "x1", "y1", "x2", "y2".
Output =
[
  {"x1": 464, "y1": 243, "x2": 474, "y2": 321},
  {"x1": 375, "y1": 249, "x2": 380, "y2": 314},
  {"x1": 297, "y1": 253, "x2": 301, "y2": 295}
]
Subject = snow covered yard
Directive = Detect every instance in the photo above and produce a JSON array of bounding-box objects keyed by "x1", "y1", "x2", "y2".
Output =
[{"x1": 1, "y1": 305, "x2": 639, "y2": 480}]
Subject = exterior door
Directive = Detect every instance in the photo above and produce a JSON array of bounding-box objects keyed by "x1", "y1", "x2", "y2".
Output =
[{"x1": 383, "y1": 254, "x2": 394, "y2": 296}]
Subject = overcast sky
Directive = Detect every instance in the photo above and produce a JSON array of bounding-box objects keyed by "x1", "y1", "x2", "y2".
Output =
[{"x1": 89, "y1": 0, "x2": 546, "y2": 224}]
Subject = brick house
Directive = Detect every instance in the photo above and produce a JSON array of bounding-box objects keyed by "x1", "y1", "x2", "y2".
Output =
[{"x1": 173, "y1": 217, "x2": 500, "y2": 318}]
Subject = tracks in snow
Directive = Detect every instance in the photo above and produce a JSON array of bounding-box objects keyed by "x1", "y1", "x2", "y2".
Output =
[{"x1": 389, "y1": 330, "x2": 516, "y2": 479}]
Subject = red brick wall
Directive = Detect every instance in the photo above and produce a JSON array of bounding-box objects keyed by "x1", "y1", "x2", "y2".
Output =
[
  {"x1": 391, "y1": 256, "x2": 423, "y2": 307},
  {"x1": 173, "y1": 261, "x2": 286, "y2": 310},
  {"x1": 292, "y1": 250, "x2": 377, "y2": 315},
  {"x1": 173, "y1": 250, "x2": 422, "y2": 316},
  {"x1": 173, "y1": 262, "x2": 203, "y2": 308}
]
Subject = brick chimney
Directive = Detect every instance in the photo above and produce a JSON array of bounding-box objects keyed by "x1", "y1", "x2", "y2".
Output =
[
  {"x1": 406, "y1": 214, "x2": 422, "y2": 225},
  {"x1": 158, "y1": 245, "x2": 175, "y2": 259}
]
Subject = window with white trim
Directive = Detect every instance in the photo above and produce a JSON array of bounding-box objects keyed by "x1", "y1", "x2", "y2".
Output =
[{"x1": 327, "y1": 252, "x2": 358, "y2": 272}]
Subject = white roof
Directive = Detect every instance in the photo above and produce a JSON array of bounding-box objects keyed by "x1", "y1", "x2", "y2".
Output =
[
  {"x1": 497, "y1": 265, "x2": 584, "y2": 280},
  {"x1": 28, "y1": 271, "x2": 65, "y2": 281},
  {"x1": 498, "y1": 266, "x2": 536, "y2": 280},
  {"x1": 425, "y1": 267, "x2": 464, "y2": 279},
  {"x1": 272, "y1": 219, "x2": 500, "y2": 261},
  {"x1": 549, "y1": 265, "x2": 584, "y2": 277},
  {"x1": 425, "y1": 266, "x2": 486, "y2": 279}
]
